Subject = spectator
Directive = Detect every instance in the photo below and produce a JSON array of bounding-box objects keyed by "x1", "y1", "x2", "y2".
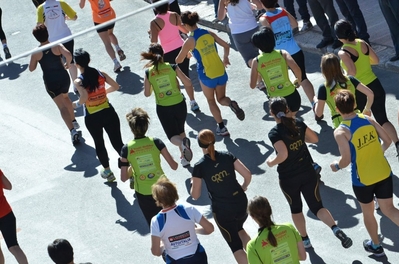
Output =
[
  {"x1": 283, "y1": 0, "x2": 313, "y2": 32},
  {"x1": 378, "y1": 0, "x2": 399, "y2": 61}
]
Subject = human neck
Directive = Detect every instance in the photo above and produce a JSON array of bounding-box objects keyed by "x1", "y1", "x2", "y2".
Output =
[
  {"x1": 162, "y1": 204, "x2": 177, "y2": 211},
  {"x1": 341, "y1": 112, "x2": 357, "y2": 120}
]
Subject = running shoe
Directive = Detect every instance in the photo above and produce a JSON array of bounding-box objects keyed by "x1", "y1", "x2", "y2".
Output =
[
  {"x1": 374, "y1": 197, "x2": 380, "y2": 210},
  {"x1": 72, "y1": 120, "x2": 80, "y2": 130},
  {"x1": 216, "y1": 126, "x2": 230, "y2": 136},
  {"x1": 301, "y1": 21, "x2": 313, "y2": 32},
  {"x1": 70, "y1": 129, "x2": 80, "y2": 145},
  {"x1": 114, "y1": 61, "x2": 122, "y2": 73},
  {"x1": 303, "y1": 238, "x2": 312, "y2": 249},
  {"x1": 395, "y1": 141, "x2": 399, "y2": 161},
  {"x1": 190, "y1": 101, "x2": 200, "y2": 112},
  {"x1": 229, "y1": 100, "x2": 245, "y2": 121},
  {"x1": 117, "y1": 49, "x2": 126, "y2": 61},
  {"x1": 3, "y1": 47, "x2": 11, "y2": 59},
  {"x1": 363, "y1": 239, "x2": 385, "y2": 257},
  {"x1": 334, "y1": 229, "x2": 353, "y2": 248},
  {"x1": 101, "y1": 169, "x2": 116, "y2": 182},
  {"x1": 181, "y1": 157, "x2": 190, "y2": 168},
  {"x1": 182, "y1": 137, "x2": 193, "y2": 162}
]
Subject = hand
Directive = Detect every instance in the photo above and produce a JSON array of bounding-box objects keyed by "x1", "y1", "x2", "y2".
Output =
[
  {"x1": 64, "y1": 62, "x2": 70, "y2": 70},
  {"x1": 363, "y1": 109, "x2": 371, "y2": 116},
  {"x1": 266, "y1": 158, "x2": 273, "y2": 167},
  {"x1": 186, "y1": 51, "x2": 192, "y2": 59},
  {"x1": 330, "y1": 162, "x2": 338, "y2": 172},
  {"x1": 223, "y1": 56, "x2": 230, "y2": 68},
  {"x1": 241, "y1": 184, "x2": 247, "y2": 191}
]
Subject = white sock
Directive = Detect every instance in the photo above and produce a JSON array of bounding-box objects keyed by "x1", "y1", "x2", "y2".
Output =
[
  {"x1": 113, "y1": 58, "x2": 119, "y2": 64},
  {"x1": 3, "y1": 43, "x2": 7, "y2": 48},
  {"x1": 114, "y1": 44, "x2": 120, "y2": 51},
  {"x1": 190, "y1": 100, "x2": 196, "y2": 104}
]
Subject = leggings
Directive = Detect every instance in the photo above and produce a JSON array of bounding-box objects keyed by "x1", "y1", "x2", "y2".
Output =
[
  {"x1": 0, "y1": 211, "x2": 18, "y2": 248},
  {"x1": 85, "y1": 106, "x2": 124, "y2": 168},
  {"x1": 136, "y1": 192, "x2": 162, "y2": 227},
  {"x1": 0, "y1": 8, "x2": 5, "y2": 42}
]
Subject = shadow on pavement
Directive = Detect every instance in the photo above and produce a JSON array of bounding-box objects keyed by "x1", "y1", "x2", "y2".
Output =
[
  {"x1": 0, "y1": 62, "x2": 28, "y2": 80},
  {"x1": 308, "y1": 121, "x2": 340, "y2": 156},
  {"x1": 110, "y1": 184, "x2": 150, "y2": 235},
  {"x1": 186, "y1": 112, "x2": 227, "y2": 141},
  {"x1": 64, "y1": 137, "x2": 100, "y2": 178},
  {"x1": 185, "y1": 178, "x2": 212, "y2": 206},
  {"x1": 306, "y1": 247, "x2": 326, "y2": 264},
  {"x1": 116, "y1": 66, "x2": 144, "y2": 95}
]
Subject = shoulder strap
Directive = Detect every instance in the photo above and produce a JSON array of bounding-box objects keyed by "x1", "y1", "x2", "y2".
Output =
[
  {"x1": 156, "y1": 213, "x2": 167, "y2": 232},
  {"x1": 154, "y1": 19, "x2": 162, "y2": 30},
  {"x1": 174, "y1": 13, "x2": 178, "y2": 26},
  {"x1": 174, "y1": 205, "x2": 190, "y2": 220}
]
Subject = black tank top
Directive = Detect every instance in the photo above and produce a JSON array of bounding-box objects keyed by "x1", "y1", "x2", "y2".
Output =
[{"x1": 39, "y1": 48, "x2": 65, "y2": 74}]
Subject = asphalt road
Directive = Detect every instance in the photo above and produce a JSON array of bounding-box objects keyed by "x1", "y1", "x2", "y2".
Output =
[{"x1": 1, "y1": 1, "x2": 399, "y2": 263}]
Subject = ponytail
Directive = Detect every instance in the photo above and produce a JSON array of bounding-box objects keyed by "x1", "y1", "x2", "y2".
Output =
[
  {"x1": 267, "y1": 226, "x2": 277, "y2": 247},
  {"x1": 141, "y1": 43, "x2": 164, "y2": 72},
  {"x1": 198, "y1": 129, "x2": 216, "y2": 161},
  {"x1": 74, "y1": 49, "x2": 99, "y2": 92},
  {"x1": 269, "y1": 97, "x2": 299, "y2": 138}
]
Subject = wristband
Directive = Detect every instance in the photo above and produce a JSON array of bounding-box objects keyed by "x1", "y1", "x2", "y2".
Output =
[
  {"x1": 334, "y1": 163, "x2": 340, "y2": 170},
  {"x1": 118, "y1": 158, "x2": 130, "y2": 168}
]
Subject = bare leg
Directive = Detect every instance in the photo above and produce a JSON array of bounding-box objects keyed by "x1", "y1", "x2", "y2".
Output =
[
  {"x1": 98, "y1": 31, "x2": 117, "y2": 61},
  {"x1": 232, "y1": 249, "x2": 248, "y2": 264},
  {"x1": 62, "y1": 93, "x2": 76, "y2": 122},
  {"x1": 200, "y1": 81, "x2": 223, "y2": 123},
  {"x1": 382, "y1": 121, "x2": 399, "y2": 144},
  {"x1": 316, "y1": 208, "x2": 336, "y2": 228},
  {"x1": 238, "y1": 229, "x2": 251, "y2": 249},
  {"x1": 291, "y1": 212, "x2": 307, "y2": 237},
  {"x1": 378, "y1": 197, "x2": 399, "y2": 226},
  {"x1": 53, "y1": 94, "x2": 74, "y2": 130},
  {"x1": 8, "y1": 245, "x2": 28, "y2": 264},
  {"x1": 300, "y1": 79, "x2": 315, "y2": 103},
  {"x1": 108, "y1": 28, "x2": 119, "y2": 48},
  {"x1": 0, "y1": 246, "x2": 4, "y2": 264},
  {"x1": 170, "y1": 135, "x2": 184, "y2": 154},
  {"x1": 214, "y1": 84, "x2": 231, "y2": 106},
  {"x1": 359, "y1": 201, "x2": 380, "y2": 245}
]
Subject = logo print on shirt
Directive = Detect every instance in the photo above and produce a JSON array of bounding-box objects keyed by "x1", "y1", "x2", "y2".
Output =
[
  {"x1": 211, "y1": 170, "x2": 229, "y2": 183},
  {"x1": 214, "y1": 163, "x2": 219, "y2": 168},
  {"x1": 261, "y1": 239, "x2": 269, "y2": 247}
]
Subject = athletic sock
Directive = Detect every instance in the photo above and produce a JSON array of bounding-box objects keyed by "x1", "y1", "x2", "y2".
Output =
[
  {"x1": 301, "y1": 235, "x2": 309, "y2": 241},
  {"x1": 331, "y1": 225, "x2": 339, "y2": 234},
  {"x1": 2, "y1": 43, "x2": 7, "y2": 48},
  {"x1": 190, "y1": 100, "x2": 196, "y2": 104},
  {"x1": 218, "y1": 122, "x2": 225, "y2": 129},
  {"x1": 114, "y1": 44, "x2": 120, "y2": 50},
  {"x1": 113, "y1": 58, "x2": 119, "y2": 64},
  {"x1": 371, "y1": 241, "x2": 381, "y2": 249}
]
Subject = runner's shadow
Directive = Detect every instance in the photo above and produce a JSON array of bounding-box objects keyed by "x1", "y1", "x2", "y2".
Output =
[
  {"x1": 115, "y1": 66, "x2": 144, "y2": 95},
  {"x1": 64, "y1": 137, "x2": 100, "y2": 178},
  {"x1": 185, "y1": 112, "x2": 227, "y2": 143},
  {"x1": 109, "y1": 184, "x2": 149, "y2": 235},
  {"x1": 306, "y1": 248, "x2": 326, "y2": 264},
  {"x1": 223, "y1": 137, "x2": 274, "y2": 175},
  {"x1": 185, "y1": 178, "x2": 212, "y2": 206},
  {"x1": 308, "y1": 122, "x2": 339, "y2": 156},
  {"x1": 0, "y1": 62, "x2": 28, "y2": 80},
  {"x1": 189, "y1": 64, "x2": 203, "y2": 92}
]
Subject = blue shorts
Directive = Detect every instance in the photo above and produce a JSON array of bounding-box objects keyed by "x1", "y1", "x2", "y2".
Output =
[{"x1": 198, "y1": 71, "x2": 228, "y2": 89}]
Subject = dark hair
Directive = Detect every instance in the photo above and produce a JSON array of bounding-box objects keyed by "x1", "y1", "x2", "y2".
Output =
[
  {"x1": 334, "y1": 90, "x2": 355, "y2": 114},
  {"x1": 153, "y1": 0, "x2": 169, "y2": 14},
  {"x1": 198, "y1": 129, "x2": 216, "y2": 161},
  {"x1": 74, "y1": 48, "x2": 99, "y2": 92},
  {"x1": 140, "y1": 43, "x2": 164, "y2": 72},
  {"x1": 228, "y1": 0, "x2": 239, "y2": 6},
  {"x1": 334, "y1": 19, "x2": 356, "y2": 41},
  {"x1": 269, "y1": 97, "x2": 299, "y2": 137},
  {"x1": 47, "y1": 239, "x2": 73, "y2": 264},
  {"x1": 32, "y1": 24, "x2": 49, "y2": 43},
  {"x1": 152, "y1": 177, "x2": 179, "y2": 207},
  {"x1": 181, "y1": 11, "x2": 199, "y2": 26},
  {"x1": 126, "y1": 107, "x2": 150, "y2": 138},
  {"x1": 251, "y1": 27, "x2": 275, "y2": 53},
  {"x1": 248, "y1": 196, "x2": 277, "y2": 247},
  {"x1": 260, "y1": 0, "x2": 278, "y2": 8},
  {"x1": 321, "y1": 53, "x2": 347, "y2": 87}
]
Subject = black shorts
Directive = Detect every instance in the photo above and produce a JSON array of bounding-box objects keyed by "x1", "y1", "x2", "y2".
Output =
[
  {"x1": 43, "y1": 70, "x2": 71, "y2": 98},
  {"x1": 352, "y1": 176, "x2": 393, "y2": 204},
  {"x1": 62, "y1": 39, "x2": 75, "y2": 64},
  {"x1": 284, "y1": 89, "x2": 301, "y2": 113},
  {"x1": 156, "y1": 99, "x2": 187, "y2": 140},
  {"x1": 164, "y1": 47, "x2": 189, "y2": 77},
  {"x1": 136, "y1": 192, "x2": 162, "y2": 227},
  {"x1": 94, "y1": 22, "x2": 115, "y2": 33},
  {"x1": 279, "y1": 169, "x2": 324, "y2": 215},
  {"x1": 291, "y1": 50, "x2": 308, "y2": 82},
  {"x1": 212, "y1": 197, "x2": 248, "y2": 253},
  {"x1": 0, "y1": 211, "x2": 18, "y2": 248}
]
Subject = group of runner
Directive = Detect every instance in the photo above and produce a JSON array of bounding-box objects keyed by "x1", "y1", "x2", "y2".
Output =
[{"x1": 2, "y1": 0, "x2": 399, "y2": 263}]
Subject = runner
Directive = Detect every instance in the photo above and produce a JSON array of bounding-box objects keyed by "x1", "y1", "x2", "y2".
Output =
[
  {"x1": 267, "y1": 96, "x2": 353, "y2": 250},
  {"x1": 29, "y1": 24, "x2": 80, "y2": 145},
  {"x1": 250, "y1": 27, "x2": 302, "y2": 117},
  {"x1": 141, "y1": 43, "x2": 194, "y2": 167},
  {"x1": 0, "y1": 7, "x2": 12, "y2": 59},
  {"x1": 149, "y1": 0, "x2": 199, "y2": 112},
  {"x1": 0, "y1": 169, "x2": 28, "y2": 264},
  {"x1": 72, "y1": 48, "x2": 123, "y2": 182},
  {"x1": 48, "y1": 239, "x2": 91, "y2": 264},
  {"x1": 177, "y1": 11, "x2": 245, "y2": 136},
  {"x1": 336, "y1": 19, "x2": 399, "y2": 157},
  {"x1": 191, "y1": 129, "x2": 252, "y2": 264},
  {"x1": 314, "y1": 53, "x2": 374, "y2": 127},
  {"x1": 36, "y1": 0, "x2": 78, "y2": 93},
  {"x1": 246, "y1": 196, "x2": 307, "y2": 263},
  {"x1": 119, "y1": 107, "x2": 178, "y2": 226},
  {"x1": 79, "y1": 0, "x2": 126, "y2": 73},
  {"x1": 259, "y1": 0, "x2": 317, "y2": 106},
  {"x1": 331, "y1": 90, "x2": 399, "y2": 257},
  {"x1": 150, "y1": 177, "x2": 214, "y2": 263}
]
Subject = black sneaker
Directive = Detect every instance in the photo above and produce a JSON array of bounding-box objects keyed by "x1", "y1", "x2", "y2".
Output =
[
  {"x1": 332, "y1": 39, "x2": 343, "y2": 49},
  {"x1": 3, "y1": 47, "x2": 11, "y2": 59},
  {"x1": 335, "y1": 229, "x2": 352, "y2": 248},
  {"x1": 363, "y1": 239, "x2": 385, "y2": 257},
  {"x1": 395, "y1": 141, "x2": 399, "y2": 160},
  {"x1": 316, "y1": 38, "x2": 334, "y2": 49},
  {"x1": 229, "y1": 100, "x2": 245, "y2": 121}
]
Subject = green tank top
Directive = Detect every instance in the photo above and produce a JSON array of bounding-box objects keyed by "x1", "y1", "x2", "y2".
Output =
[
  {"x1": 148, "y1": 63, "x2": 184, "y2": 106},
  {"x1": 257, "y1": 50, "x2": 295, "y2": 97},
  {"x1": 341, "y1": 39, "x2": 376, "y2": 85},
  {"x1": 324, "y1": 77, "x2": 357, "y2": 128},
  {"x1": 127, "y1": 137, "x2": 165, "y2": 195}
]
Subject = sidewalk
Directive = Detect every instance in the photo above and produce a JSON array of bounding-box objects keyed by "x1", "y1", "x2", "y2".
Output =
[{"x1": 178, "y1": 0, "x2": 399, "y2": 73}]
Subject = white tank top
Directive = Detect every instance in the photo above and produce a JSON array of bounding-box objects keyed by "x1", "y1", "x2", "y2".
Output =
[{"x1": 226, "y1": 0, "x2": 258, "y2": 34}]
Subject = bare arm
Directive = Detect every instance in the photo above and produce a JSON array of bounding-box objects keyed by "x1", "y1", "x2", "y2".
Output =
[
  {"x1": 249, "y1": 59, "x2": 259, "y2": 89},
  {"x1": 73, "y1": 78, "x2": 89, "y2": 106},
  {"x1": 151, "y1": 236, "x2": 163, "y2": 256},
  {"x1": 365, "y1": 42, "x2": 379, "y2": 65},
  {"x1": 29, "y1": 53, "x2": 39, "y2": 72},
  {"x1": 297, "y1": 241, "x2": 307, "y2": 261},
  {"x1": 102, "y1": 71, "x2": 120, "y2": 93},
  {"x1": 304, "y1": 127, "x2": 318, "y2": 143},
  {"x1": 234, "y1": 159, "x2": 252, "y2": 191},
  {"x1": 209, "y1": 31, "x2": 230, "y2": 67},
  {"x1": 266, "y1": 140, "x2": 288, "y2": 167},
  {"x1": 176, "y1": 38, "x2": 194, "y2": 64},
  {"x1": 160, "y1": 147, "x2": 178, "y2": 170},
  {"x1": 338, "y1": 50, "x2": 356, "y2": 76},
  {"x1": 367, "y1": 116, "x2": 392, "y2": 151},
  {"x1": 286, "y1": 10, "x2": 298, "y2": 29},
  {"x1": 331, "y1": 127, "x2": 352, "y2": 171},
  {"x1": 79, "y1": 0, "x2": 85, "y2": 9},
  {"x1": 120, "y1": 157, "x2": 129, "y2": 182},
  {"x1": 217, "y1": 0, "x2": 227, "y2": 21},
  {"x1": 1, "y1": 172, "x2": 12, "y2": 190},
  {"x1": 258, "y1": 16, "x2": 271, "y2": 28},
  {"x1": 58, "y1": 44, "x2": 72, "y2": 69},
  {"x1": 196, "y1": 216, "x2": 214, "y2": 235},
  {"x1": 283, "y1": 50, "x2": 302, "y2": 83},
  {"x1": 150, "y1": 20, "x2": 160, "y2": 43},
  {"x1": 175, "y1": 66, "x2": 194, "y2": 91},
  {"x1": 143, "y1": 74, "x2": 152, "y2": 97},
  {"x1": 314, "y1": 100, "x2": 325, "y2": 119},
  {"x1": 190, "y1": 177, "x2": 202, "y2": 200},
  {"x1": 356, "y1": 82, "x2": 374, "y2": 115}
]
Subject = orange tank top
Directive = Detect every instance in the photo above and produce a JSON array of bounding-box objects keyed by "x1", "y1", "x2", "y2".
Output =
[{"x1": 88, "y1": 0, "x2": 116, "y2": 23}]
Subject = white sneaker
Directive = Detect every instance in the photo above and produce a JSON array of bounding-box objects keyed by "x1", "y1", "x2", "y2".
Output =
[
  {"x1": 101, "y1": 169, "x2": 116, "y2": 182},
  {"x1": 72, "y1": 120, "x2": 80, "y2": 130},
  {"x1": 216, "y1": 126, "x2": 229, "y2": 136},
  {"x1": 114, "y1": 61, "x2": 122, "y2": 73},
  {"x1": 181, "y1": 157, "x2": 190, "y2": 167}
]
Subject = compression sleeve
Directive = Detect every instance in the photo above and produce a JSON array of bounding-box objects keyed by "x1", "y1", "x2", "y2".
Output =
[{"x1": 37, "y1": 5, "x2": 44, "y2": 23}]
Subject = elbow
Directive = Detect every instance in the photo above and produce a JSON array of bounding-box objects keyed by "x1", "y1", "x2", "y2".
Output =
[
  {"x1": 171, "y1": 162, "x2": 178, "y2": 171},
  {"x1": 191, "y1": 192, "x2": 200, "y2": 200},
  {"x1": 208, "y1": 225, "x2": 215, "y2": 234},
  {"x1": 300, "y1": 254, "x2": 307, "y2": 261},
  {"x1": 151, "y1": 248, "x2": 162, "y2": 257}
]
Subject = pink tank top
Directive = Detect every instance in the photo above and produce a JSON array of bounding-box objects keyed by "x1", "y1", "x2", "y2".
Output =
[{"x1": 156, "y1": 12, "x2": 184, "y2": 53}]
